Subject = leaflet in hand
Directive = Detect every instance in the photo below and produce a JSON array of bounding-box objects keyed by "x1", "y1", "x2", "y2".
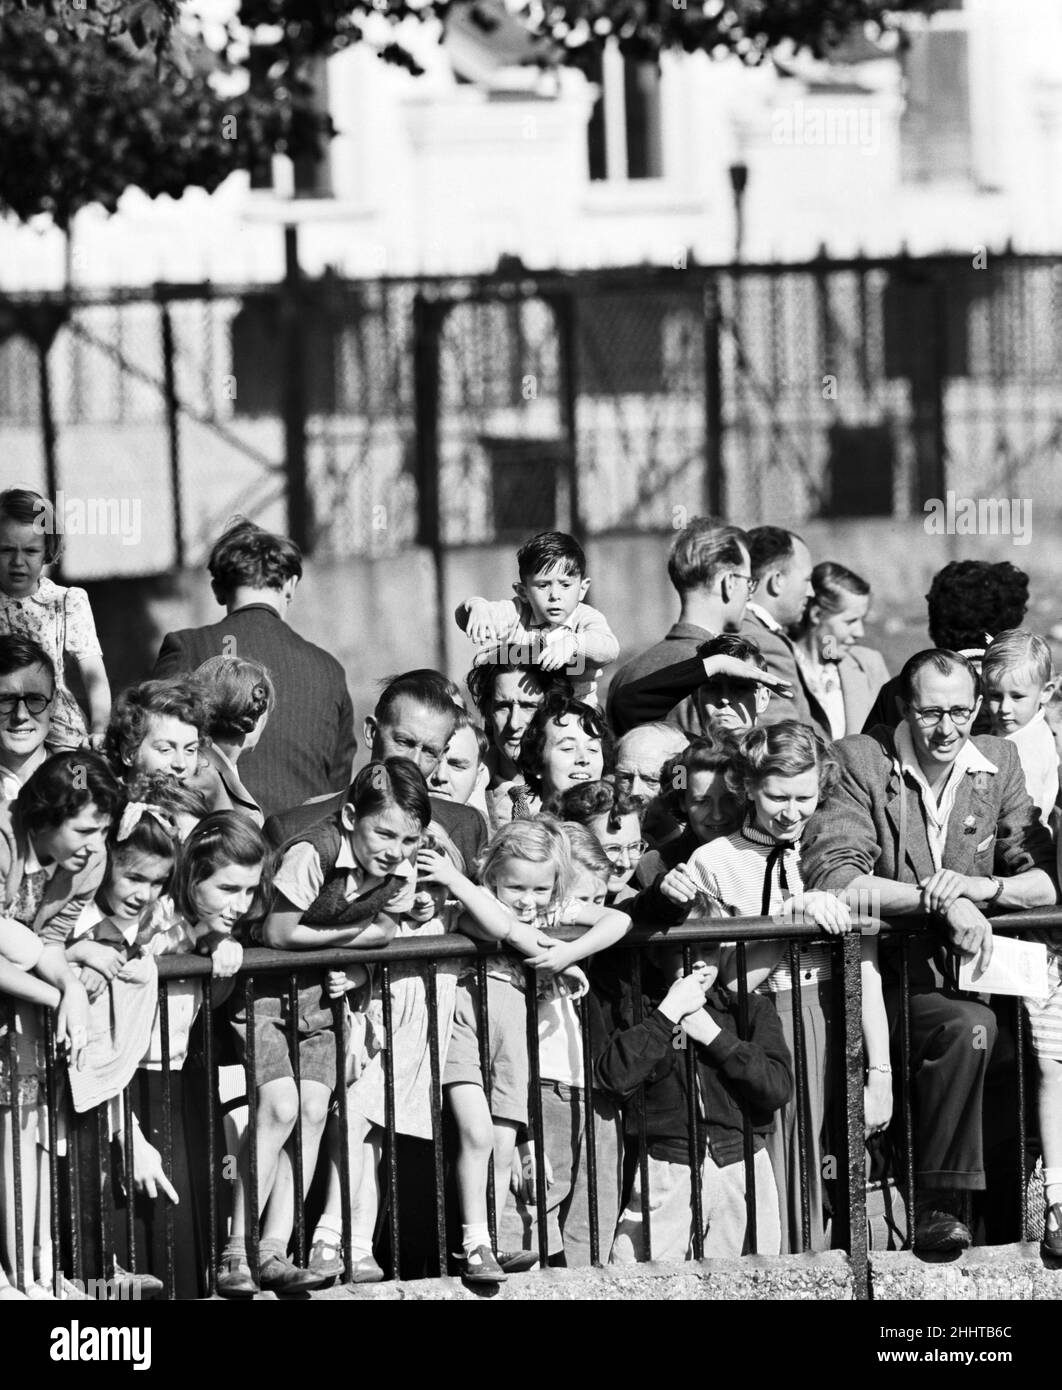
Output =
[{"x1": 958, "y1": 934, "x2": 1049, "y2": 998}]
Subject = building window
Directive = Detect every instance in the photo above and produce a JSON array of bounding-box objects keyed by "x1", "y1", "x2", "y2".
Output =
[
  {"x1": 248, "y1": 50, "x2": 332, "y2": 197},
  {"x1": 588, "y1": 43, "x2": 664, "y2": 181},
  {"x1": 899, "y1": 3, "x2": 973, "y2": 183}
]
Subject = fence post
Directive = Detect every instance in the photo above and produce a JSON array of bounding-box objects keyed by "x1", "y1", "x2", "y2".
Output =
[
  {"x1": 704, "y1": 273, "x2": 724, "y2": 516},
  {"x1": 413, "y1": 292, "x2": 448, "y2": 673},
  {"x1": 282, "y1": 224, "x2": 313, "y2": 554},
  {"x1": 158, "y1": 295, "x2": 185, "y2": 569},
  {"x1": 36, "y1": 337, "x2": 60, "y2": 564},
  {"x1": 836, "y1": 931, "x2": 869, "y2": 1298},
  {"x1": 549, "y1": 289, "x2": 583, "y2": 547}
]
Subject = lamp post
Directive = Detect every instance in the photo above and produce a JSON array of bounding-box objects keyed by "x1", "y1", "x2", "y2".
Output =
[{"x1": 728, "y1": 160, "x2": 749, "y2": 263}]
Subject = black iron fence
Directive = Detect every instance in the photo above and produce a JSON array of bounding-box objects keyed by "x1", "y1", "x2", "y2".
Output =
[
  {"x1": 1, "y1": 252, "x2": 1060, "y2": 580},
  {"x1": 1, "y1": 909, "x2": 1053, "y2": 1301}
]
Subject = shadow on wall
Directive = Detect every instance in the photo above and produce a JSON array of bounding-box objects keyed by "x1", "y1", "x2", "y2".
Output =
[{"x1": 73, "y1": 516, "x2": 1056, "y2": 719}]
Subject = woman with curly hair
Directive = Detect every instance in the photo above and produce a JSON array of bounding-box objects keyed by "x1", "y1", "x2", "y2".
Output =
[
  {"x1": 514, "y1": 693, "x2": 613, "y2": 818},
  {"x1": 193, "y1": 657, "x2": 275, "y2": 826},
  {"x1": 682, "y1": 720, "x2": 891, "y2": 1253},
  {"x1": 103, "y1": 678, "x2": 211, "y2": 789}
]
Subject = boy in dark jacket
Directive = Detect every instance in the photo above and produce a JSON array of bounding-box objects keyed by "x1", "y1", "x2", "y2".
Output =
[{"x1": 599, "y1": 942, "x2": 792, "y2": 1261}]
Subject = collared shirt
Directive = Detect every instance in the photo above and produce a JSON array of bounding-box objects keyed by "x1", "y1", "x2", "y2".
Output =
[
  {"x1": 274, "y1": 838, "x2": 417, "y2": 915},
  {"x1": 894, "y1": 722, "x2": 999, "y2": 872},
  {"x1": 1006, "y1": 710, "x2": 1059, "y2": 824},
  {"x1": 745, "y1": 601, "x2": 782, "y2": 634},
  {"x1": 685, "y1": 817, "x2": 832, "y2": 991},
  {"x1": 794, "y1": 648, "x2": 846, "y2": 740},
  {"x1": 0, "y1": 766, "x2": 22, "y2": 805},
  {"x1": 0, "y1": 748, "x2": 49, "y2": 806}
]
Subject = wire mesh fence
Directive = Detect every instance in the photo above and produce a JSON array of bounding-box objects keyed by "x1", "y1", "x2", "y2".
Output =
[{"x1": 0, "y1": 252, "x2": 1059, "y2": 579}]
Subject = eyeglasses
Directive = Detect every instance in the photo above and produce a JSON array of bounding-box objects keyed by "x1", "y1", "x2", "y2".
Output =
[
  {"x1": 602, "y1": 840, "x2": 648, "y2": 866},
  {"x1": 910, "y1": 705, "x2": 976, "y2": 729},
  {"x1": 0, "y1": 692, "x2": 53, "y2": 718},
  {"x1": 726, "y1": 572, "x2": 759, "y2": 594}
]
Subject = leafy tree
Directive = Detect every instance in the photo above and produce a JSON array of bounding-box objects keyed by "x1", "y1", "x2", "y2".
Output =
[{"x1": 0, "y1": 0, "x2": 944, "y2": 226}]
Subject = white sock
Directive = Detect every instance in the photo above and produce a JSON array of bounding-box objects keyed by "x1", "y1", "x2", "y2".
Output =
[
  {"x1": 1043, "y1": 1167, "x2": 1062, "y2": 1211},
  {"x1": 349, "y1": 1233, "x2": 374, "y2": 1261},
  {"x1": 312, "y1": 1220, "x2": 343, "y2": 1246},
  {"x1": 462, "y1": 1223, "x2": 491, "y2": 1256}
]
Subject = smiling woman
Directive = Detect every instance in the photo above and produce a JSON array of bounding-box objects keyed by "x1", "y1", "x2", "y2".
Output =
[
  {"x1": 0, "y1": 750, "x2": 124, "y2": 1294},
  {"x1": 517, "y1": 693, "x2": 614, "y2": 812},
  {"x1": 792, "y1": 561, "x2": 890, "y2": 740}
]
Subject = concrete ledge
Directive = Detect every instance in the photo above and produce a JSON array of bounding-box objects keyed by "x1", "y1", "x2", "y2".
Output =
[
  {"x1": 872, "y1": 1243, "x2": 1062, "y2": 1300},
  {"x1": 306, "y1": 1251, "x2": 854, "y2": 1301}
]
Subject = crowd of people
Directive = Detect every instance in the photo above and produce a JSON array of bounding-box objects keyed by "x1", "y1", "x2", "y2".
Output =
[{"x1": 1, "y1": 482, "x2": 1061, "y2": 1300}]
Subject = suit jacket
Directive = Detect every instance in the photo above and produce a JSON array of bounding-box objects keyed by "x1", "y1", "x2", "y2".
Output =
[
  {"x1": 0, "y1": 803, "x2": 107, "y2": 946},
  {"x1": 800, "y1": 726, "x2": 1056, "y2": 987},
  {"x1": 739, "y1": 611, "x2": 830, "y2": 737},
  {"x1": 152, "y1": 604, "x2": 355, "y2": 823},
  {"x1": 263, "y1": 791, "x2": 488, "y2": 876},
  {"x1": 838, "y1": 645, "x2": 891, "y2": 737},
  {"x1": 606, "y1": 621, "x2": 714, "y2": 729}
]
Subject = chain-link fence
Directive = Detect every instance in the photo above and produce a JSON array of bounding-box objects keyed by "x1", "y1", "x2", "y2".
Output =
[{"x1": 1, "y1": 253, "x2": 1059, "y2": 580}]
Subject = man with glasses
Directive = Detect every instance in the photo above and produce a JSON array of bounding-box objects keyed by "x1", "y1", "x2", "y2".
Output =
[
  {"x1": 802, "y1": 648, "x2": 1057, "y2": 1253},
  {"x1": 0, "y1": 635, "x2": 55, "y2": 802}
]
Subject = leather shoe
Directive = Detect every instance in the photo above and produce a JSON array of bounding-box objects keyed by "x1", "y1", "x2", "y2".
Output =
[
  {"x1": 913, "y1": 1194, "x2": 972, "y2": 1253},
  {"x1": 498, "y1": 1250, "x2": 539, "y2": 1274},
  {"x1": 347, "y1": 1255, "x2": 385, "y2": 1285},
  {"x1": 111, "y1": 1263, "x2": 164, "y2": 1300},
  {"x1": 215, "y1": 1256, "x2": 259, "y2": 1299},
  {"x1": 259, "y1": 1254, "x2": 330, "y2": 1294}
]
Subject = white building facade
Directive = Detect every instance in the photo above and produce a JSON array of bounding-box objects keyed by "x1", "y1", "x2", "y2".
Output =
[{"x1": 4, "y1": 0, "x2": 1062, "y2": 292}]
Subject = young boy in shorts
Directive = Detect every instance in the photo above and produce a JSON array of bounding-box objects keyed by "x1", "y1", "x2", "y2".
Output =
[
  {"x1": 222, "y1": 761, "x2": 421, "y2": 1295},
  {"x1": 456, "y1": 531, "x2": 619, "y2": 704}
]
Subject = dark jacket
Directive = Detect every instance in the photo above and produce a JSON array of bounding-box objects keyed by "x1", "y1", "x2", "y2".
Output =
[
  {"x1": 596, "y1": 978, "x2": 792, "y2": 1169},
  {"x1": 153, "y1": 603, "x2": 355, "y2": 822},
  {"x1": 606, "y1": 621, "x2": 714, "y2": 731}
]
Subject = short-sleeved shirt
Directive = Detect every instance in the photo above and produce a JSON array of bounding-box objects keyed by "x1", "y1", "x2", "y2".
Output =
[
  {"x1": 0, "y1": 577, "x2": 102, "y2": 666},
  {"x1": 274, "y1": 837, "x2": 417, "y2": 917},
  {"x1": 0, "y1": 577, "x2": 102, "y2": 746}
]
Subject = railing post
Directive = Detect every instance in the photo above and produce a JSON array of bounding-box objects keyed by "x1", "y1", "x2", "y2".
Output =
[{"x1": 837, "y1": 932, "x2": 869, "y2": 1299}]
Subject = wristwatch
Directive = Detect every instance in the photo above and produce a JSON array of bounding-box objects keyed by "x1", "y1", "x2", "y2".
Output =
[{"x1": 985, "y1": 876, "x2": 1004, "y2": 907}]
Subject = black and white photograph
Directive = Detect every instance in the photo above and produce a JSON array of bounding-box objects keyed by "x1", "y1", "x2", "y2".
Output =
[{"x1": 1, "y1": 0, "x2": 1060, "y2": 1360}]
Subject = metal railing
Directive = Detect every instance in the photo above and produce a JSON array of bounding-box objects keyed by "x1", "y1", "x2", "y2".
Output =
[{"x1": 1, "y1": 909, "x2": 1052, "y2": 1300}]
